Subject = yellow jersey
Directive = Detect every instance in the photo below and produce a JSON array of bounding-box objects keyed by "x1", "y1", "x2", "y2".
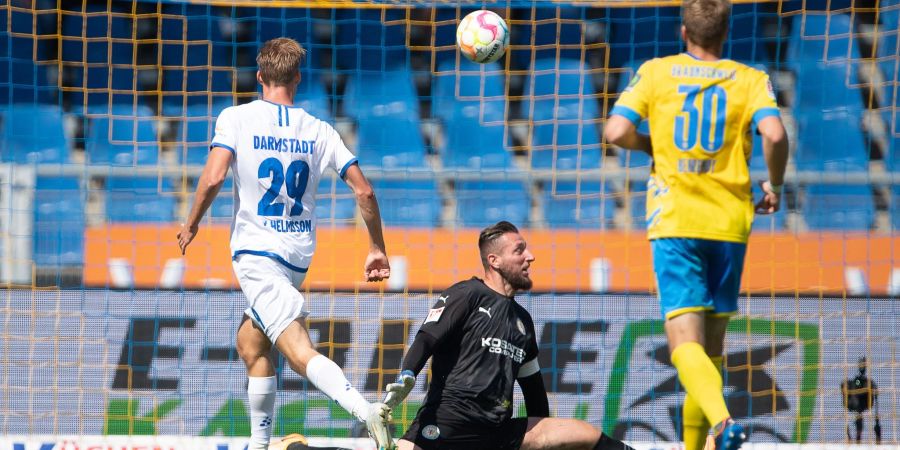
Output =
[{"x1": 611, "y1": 53, "x2": 779, "y2": 243}]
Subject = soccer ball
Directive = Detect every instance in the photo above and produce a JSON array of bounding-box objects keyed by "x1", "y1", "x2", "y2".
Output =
[{"x1": 456, "y1": 10, "x2": 509, "y2": 64}]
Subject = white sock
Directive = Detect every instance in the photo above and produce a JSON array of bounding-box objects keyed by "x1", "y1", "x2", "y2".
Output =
[
  {"x1": 305, "y1": 354, "x2": 371, "y2": 422},
  {"x1": 247, "y1": 376, "x2": 277, "y2": 450}
]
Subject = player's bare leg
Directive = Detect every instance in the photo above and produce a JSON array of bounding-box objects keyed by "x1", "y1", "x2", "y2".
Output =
[
  {"x1": 275, "y1": 320, "x2": 395, "y2": 450},
  {"x1": 237, "y1": 316, "x2": 278, "y2": 450},
  {"x1": 395, "y1": 440, "x2": 422, "y2": 450},
  {"x1": 520, "y1": 417, "x2": 599, "y2": 449}
]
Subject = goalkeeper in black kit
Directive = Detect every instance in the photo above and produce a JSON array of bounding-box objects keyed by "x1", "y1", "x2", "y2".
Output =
[{"x1": 382, "y1": 221, "x2": 635, "y2": 450}]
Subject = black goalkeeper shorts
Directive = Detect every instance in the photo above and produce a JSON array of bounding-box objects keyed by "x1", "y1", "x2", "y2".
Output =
[{"x1": 401, "y1": 417, "x2": 529, "y2": 450}]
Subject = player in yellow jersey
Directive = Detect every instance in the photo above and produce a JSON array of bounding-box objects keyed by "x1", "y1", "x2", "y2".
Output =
[{"x1": 604, "y1": 0, "x2": 789, "y2": 449}]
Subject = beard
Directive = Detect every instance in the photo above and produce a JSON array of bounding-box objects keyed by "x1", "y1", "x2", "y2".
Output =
[{"x1": 499, "y1": 265, "x2": 533, "y2": 292}]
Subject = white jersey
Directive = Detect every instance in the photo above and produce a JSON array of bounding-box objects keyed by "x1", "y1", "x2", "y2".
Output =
[{"x1": 211, "y1": 99, "x2": 357, "y2": 272}]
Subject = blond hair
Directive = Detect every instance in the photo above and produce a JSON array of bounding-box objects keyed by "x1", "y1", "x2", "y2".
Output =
[
  {"x1": 682, "y1": 0, "x2": 731, "y2": 50},
  {"x1": 256, "y1": 37, "x2": 306, "y2": 86}
]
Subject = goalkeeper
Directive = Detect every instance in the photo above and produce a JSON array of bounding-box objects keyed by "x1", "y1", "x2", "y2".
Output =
[{"x1": 382, "y1": 221, "x2": 634, "y2": 450}]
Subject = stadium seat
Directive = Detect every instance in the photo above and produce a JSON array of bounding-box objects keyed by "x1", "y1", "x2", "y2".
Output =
[
  {"x1": 509, "y1": 8, "x2": 584, "y2": 69},
  {"x1": 794, "y1": 62, "x2": 864, "y2": 112},
  {"x1": 333, "y1": 9, "x2": 409, "y2": 72},
  {"x1": 105, "y1": 177, "x2": 176, "y2": 223},
  {"x1": 86, "y1": 104, "x2": 159, "y2": 166},
  {"x1": 316, "y1": 177, "x2": 356, "y2": 224},
  {"x1": 433, "y1": 59, "x2": 511, "y2": 169},
  {"x1": 0, "y1": 104, "x2": 70, "y2": 164},
  {"x1": 33, "y1": 176, "x2": 84, "y2": 266},
  {"x1": 542, "y1": 181, "x2": 616, "y2": 229},
  {"x1": 355, "y1": 117, "x2": 427, "y2": 168},
  {"x1": 4, "y1": 51, "x2": 57, "y2": 104},
  {"x1": 724, "y1": 3, "x2": 772, "y2": 64},
  {"x1": 877, "y1": 1, "x2": 898, "y2": 104},
  {"x1": 787, "y1": 13, "x2": 859, "y2": 66},
  {"x1": 524, "y1": 59, "x2": 602, "y2": 170},
  {"x1": 293, "y1": 75, "x2": 332, "y2": 123},
  {"x1": 802, "y1": 184, "x2": 874, "y2": 230},
  {"x1": 607, "y1": 6, "x2": 681, "y2": 68},
  {"x1": 171, "y1": 100, "x2": 232, "y2": 165},
  {"x1": 344, "y1": 68, "x2": 419, "y2": 121},
  {"x1": 344, "y1": 70, "x2": 426, "y2": 168},
  {"x1": 371, "y1": 179, "x2": 441, "y2": 227},
  {"x1": 892, "y1": 186, "x2": 900, "y2": 230},
  {"x1": 794, "y1": 108, "x2": 869, "y2": 171},
  {"x1": 454, "y1": 180, "x2": 530, "y2": 228}
]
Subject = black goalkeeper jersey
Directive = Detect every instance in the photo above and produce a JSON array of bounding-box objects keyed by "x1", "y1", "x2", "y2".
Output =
[{"x1": 415, "y1": 277, "x2": 539, "y2": 429}]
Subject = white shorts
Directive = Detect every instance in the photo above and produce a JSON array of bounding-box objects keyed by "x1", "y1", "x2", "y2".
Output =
[{"x1": 232, "y1": 254, "x2": 309, "y2": 344}]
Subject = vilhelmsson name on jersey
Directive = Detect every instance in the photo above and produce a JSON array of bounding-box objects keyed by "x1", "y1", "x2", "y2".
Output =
[{"x1": 481, "y1": 336, "x2": 526, "y2": 363}]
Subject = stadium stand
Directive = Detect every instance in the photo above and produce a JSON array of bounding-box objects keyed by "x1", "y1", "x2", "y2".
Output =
[{"x1": 1, "y1": 104, "x2": 69, "y2": 164}]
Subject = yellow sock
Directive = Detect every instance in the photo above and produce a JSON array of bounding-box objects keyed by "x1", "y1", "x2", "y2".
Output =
[
  {"x1": 671, "y1": 343, "x2": 730, "y2": 427},
  {"x1": 682, "y1": 356, "x2": 723, "y2": 450}
]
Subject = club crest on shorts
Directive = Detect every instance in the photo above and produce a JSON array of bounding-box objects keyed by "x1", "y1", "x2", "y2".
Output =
[
  {"x1": 421, "y1": 424, "x2": 441, "y2": 440},
  {"x1": 516, "y1": 318, "x2": 526, "y2": 335}
]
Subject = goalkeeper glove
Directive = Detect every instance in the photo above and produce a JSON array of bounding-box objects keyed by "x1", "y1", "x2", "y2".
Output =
[{"x1": 383, "y1": 370, "x2": 416, "y2": 409}]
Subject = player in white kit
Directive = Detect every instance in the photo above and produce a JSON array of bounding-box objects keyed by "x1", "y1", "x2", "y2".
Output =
[{"x1": 177, "y1": 38, "x2": 395, "y2": 450}]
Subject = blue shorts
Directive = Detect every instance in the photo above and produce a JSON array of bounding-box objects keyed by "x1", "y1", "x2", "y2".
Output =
[{"x1": 651, "y1": 238, "x2": 747, "y2": 320}]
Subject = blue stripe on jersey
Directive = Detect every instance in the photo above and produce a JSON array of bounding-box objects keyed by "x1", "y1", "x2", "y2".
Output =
[
  {"x1": 610, "y1": 105, "x2": 643, "y2": 126},
  {"x1": 210, "y1": 143, "x2": 236, "y2": 156},
  {"x1": 232, "y1": 249, "x2": 309, "y2": 273},
  {"x1": 277, "y1": 105, "x2": 283, "y2": 126},
  {"x1": 751, "y1": 107, "x2": 781, "y2": 129},
  {"x1": 339, "y1": 158, "x2": 359, "y2": 179},
  {"x1": 284, "y1": 106, "x2": 289, "y2": 126}
]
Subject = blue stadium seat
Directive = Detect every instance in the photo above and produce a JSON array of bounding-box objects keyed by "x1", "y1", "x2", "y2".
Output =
[
  {"x1": 333, "y1": 9, "x2": 409, "y2": 72},
  {"x1": 356, "y1": 117, "x2": 426, "y2": 168},
  {"x1": 105, "y1": 177, "x2": 176, "y2": 223},
  {"x1": 33, "y1": 176, "x2": 84, "y2": 266},
  {"x1": 454, "y1": 180, "x2": 530, "y2": 228},
  {"x1": 524, "y1": 59, "x2": 602, "y2": 170},
  {"x1": 802, "y1": 184, "x2": 874, "y2": 230},
  {"x1": 86, "y1": 104, "x2": 159, "y2": 166},
  {"x1": 293, "y1": 75, "x2": 332, "y2": 123},
  {"x1": 794, "y1": 62, "x2": 864, "y2": 112},
  {"x1": 1, "y1": 104, "x2": 69, "y2": 164},
  {"x1": 725, "y1": 3, "x2": 772, "y2": 64},
  {"x1": 171, "y1": 100, "x2": 231, "y2": 165},
  {"x1": 892, "y1": 186, "x2": 900, "y2": 230},
  {"x1": 316, "y1": 177, "x2": 356, "y2": 224},
  {"x1": 434, "y1": 59, "x2": 511, "y2": 169},
  {"x1": 371, "y1": 179, "x2": 441, "y2": 227},
  {"x1": 345, "y1": 70, "x2": 426, "y2": 168},
  {"x1": 542, "y1": 181, "x2": 616, "y2": 229},
  {"x1": 4, "y1": 47, "x2": 56, "y2": 104},
  {"x1": 794, "y1": 108, "x2": 869, "y2": 171},
  {"x1": 607, "y1": 7, "x2": 681, "y2": 68},
  {"x1": 509, "y1": 8, "x2": 583, "y2": 69},
  {"x1": 787, "y1": 13, "x2": 859, "y2": 65},
  {"x1": 877, "y1": 1, "x2": 898, "y2": 103},
  {"x1": 344, "y1": 68, "x2": 419, "y2": 121}
]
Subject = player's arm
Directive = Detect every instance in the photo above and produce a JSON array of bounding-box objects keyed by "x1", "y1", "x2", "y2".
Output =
[
  {"x1": 605, "y1": 64, "x2": 653, "y2": 155},
  {"x1": 751, "y1": 71, "x2": 789, "y2": 215},
  {"x1": 517, "y1": 360, "x2": 549, "y2": 418},
  {"x1": 384, "y1": 288, "x2": 471, "y2": 408},
  {"x1": 342, "y1": 164, "x2": 390, "y2": 281},
  {"x1": 604, "y1": 115, "x2": 652, "y2": 155},
  {"x1": 755, "y1": 116, "x2": 788, "y2": 214},
  {"x1": 177, "y1": 146, "x2": 232, "y2": 254}
]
